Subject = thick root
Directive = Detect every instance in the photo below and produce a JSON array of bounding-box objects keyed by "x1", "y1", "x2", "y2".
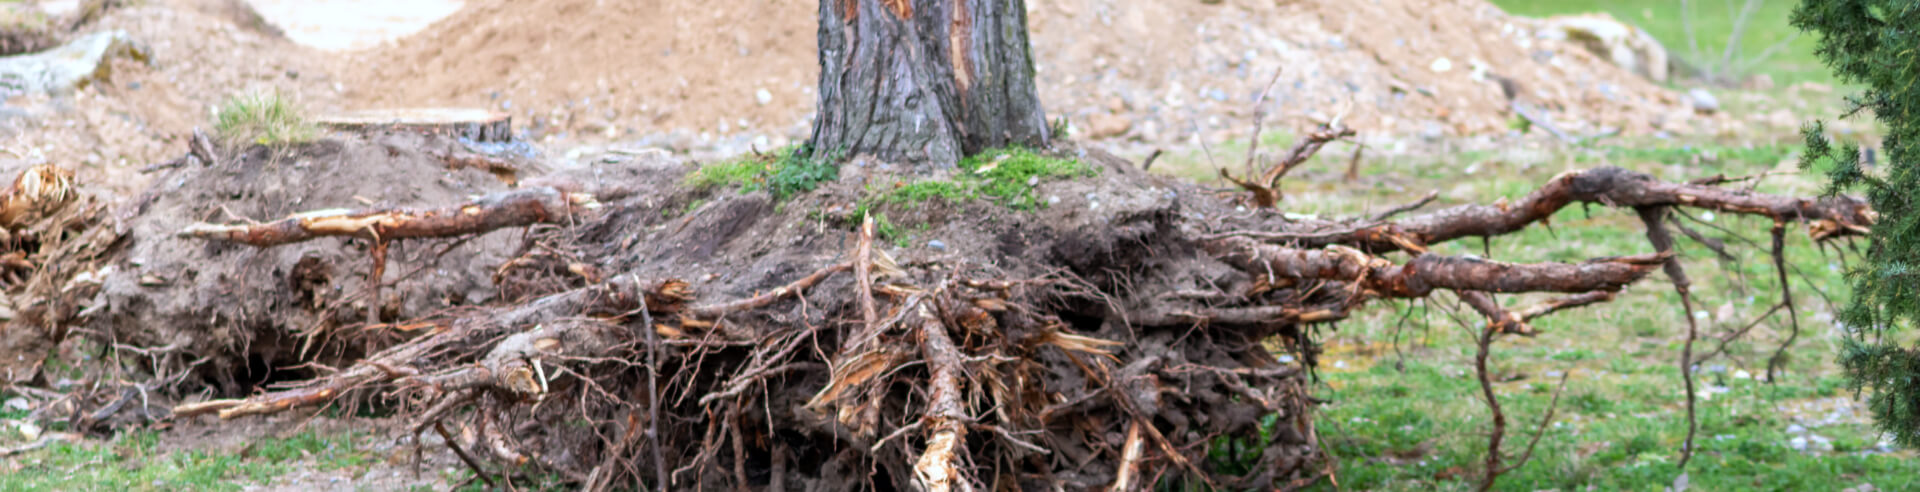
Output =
[
  {"x1": 177, "y1": 186, "x2": 598, "y2": 247},
  {"x1": 1266, "y1": 166, "x2": 1874, "y2": 252},
  {"x1": 1204, "y1": 237, "x2": 1666, "y2": 297}
]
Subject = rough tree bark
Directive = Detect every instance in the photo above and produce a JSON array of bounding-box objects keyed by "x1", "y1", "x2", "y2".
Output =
[{"x1": 810, "y1": 0, "x2": 1050, "y2": 166}]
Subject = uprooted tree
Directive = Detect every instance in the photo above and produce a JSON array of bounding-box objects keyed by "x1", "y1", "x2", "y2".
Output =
[
  {"x1": 809, "y1": 0, "x2": 1050, "y2": 166},
  {"x1": 0, "y1": 2, "x2": 1878, "y2": 492}
]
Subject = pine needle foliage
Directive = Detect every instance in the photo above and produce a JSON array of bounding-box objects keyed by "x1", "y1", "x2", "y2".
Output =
[{"x1": 1793, "y1": 0, "x2": 1920, "y2": 447}]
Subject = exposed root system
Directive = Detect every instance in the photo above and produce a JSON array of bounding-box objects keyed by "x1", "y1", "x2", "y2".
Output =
[{"x1": 0, "y1": 132, "x2": 1869, "y2": 490}]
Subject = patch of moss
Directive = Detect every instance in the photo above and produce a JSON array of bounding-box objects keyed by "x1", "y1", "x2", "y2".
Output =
[
  {"x1": 958, "y1": 147, "x2": 1096, "y2": 209},
  {"x1": 848, "y1": 147, "x2": 1088, "y2": 244},
  {"x1": 683, "y1": 145, "x2": 840, "y2": 200},
  {"x1": 854, "y1": 146, "x2": 1089, "y2": 216}
]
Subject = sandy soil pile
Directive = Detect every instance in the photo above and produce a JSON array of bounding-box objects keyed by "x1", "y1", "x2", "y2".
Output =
[
  {"x1": 1033, "y1": 0, "x2": 1700, "y2": 141},
  {"x1": 0, "y1": 0, "x2": 347, "y2": 195},
  {"x1": 340, "y1": 0, "x2": 820, "y2": 147},
  {"x1": 340, "y1": 0, "x2": 1707, "y2": 148}
]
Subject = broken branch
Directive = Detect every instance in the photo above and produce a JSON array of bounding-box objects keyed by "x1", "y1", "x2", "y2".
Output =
[
  {"x1": 1204, "y1": 237, "x2": 1667, "y2": 298},
  {"x1": 1278, "y1": 167, "x2": 1874, "y2": 252}
]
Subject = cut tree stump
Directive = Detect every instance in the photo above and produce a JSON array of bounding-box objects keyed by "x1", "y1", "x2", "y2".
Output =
[{"x1": 316, "y1": 108, "x2": 513, "y2": 142}]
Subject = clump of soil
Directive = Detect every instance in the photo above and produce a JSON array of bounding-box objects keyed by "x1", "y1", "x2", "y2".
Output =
[
  {"x1": 84, "y1": 132, "x2": 534, "y2": 394},
  {"x1": 0, "y1": 5, "x2": 62, "y2": 56},
  {"x1": 341, "y1": 0, "x2": 1705, "y2": 146}
]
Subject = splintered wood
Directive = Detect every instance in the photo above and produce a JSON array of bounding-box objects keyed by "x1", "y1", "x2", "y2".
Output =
[
  {"x1": 912, "y1": 304, "x2": 972, "y2": 492},
  {"x1": 0, "y1": 164, "x2": 75, "y2": 228}
]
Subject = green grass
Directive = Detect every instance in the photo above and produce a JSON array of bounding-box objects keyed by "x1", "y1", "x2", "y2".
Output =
[
  {"x1": 1491, "y1": 0, "x2": 1831, "y2": 86},
  {"x1": 0, "y1": 424, "x2": 375, "y2": 491},
  {"x1": 213, "y1": 91, "x2": 319, "y2": 147}
]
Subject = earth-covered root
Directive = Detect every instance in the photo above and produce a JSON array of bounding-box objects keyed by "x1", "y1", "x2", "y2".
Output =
[
  {"x1": 25, "y1": 133, "x2": 550, "y2": 401},
  {"x1": 8, "y1": 130, "x2": 1874, "y2": 490}
]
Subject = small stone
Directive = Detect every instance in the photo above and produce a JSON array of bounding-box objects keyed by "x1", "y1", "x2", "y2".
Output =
[
  {"x1": 1086, "y1": 113, "x2": 1132, "y2": 139},
  {"x1": 1790, "y1": 436, "x2": 1808, "y2": 451},
  {"x1": 755, "y1": 88, "x2": 773, "y2": 105},
  {"x1": 3, "y1": 397, "x2": 25, "y2": 411},
  {"x1": 1810, "y1": 434, "x2": 1834, "y2": 452},
  {"x1": 1027, "y1": 176, "x2": 1039, "y2": 187},
  {"x1": 1429, "y1": 57, "x2": 1453, "y2": 73},
  {"x1": 927, "y1": 240, "x2": 947, "y2": 251},
  {"x1": 1786, "y1": 423, "x2": 1807, "y2": 434},
  {"x1": 1688, "y1": 88, "x2": 1719, "y2": 115}
]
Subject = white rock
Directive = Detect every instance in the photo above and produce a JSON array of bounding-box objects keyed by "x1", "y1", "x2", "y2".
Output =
[
  {"x1": 1808, "y1": 434, "x2": 1834, "y2": 453},
  {"x1": 1688, "y1": 88, "x2": 1719, "y2": 114},
  {"x1": 755, "y1": 88, "x2": 773, "y2": 105},
  {"x1": 1429, "y1": 57, "x2": 1454, "y2": 73}
]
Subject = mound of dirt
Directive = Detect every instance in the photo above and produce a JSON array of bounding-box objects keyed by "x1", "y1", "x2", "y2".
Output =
[
  {"x1": 83, "y1": 132, "x2": 536, "y2": 394},
  {"x1": 341, "y1": 0, "x2": 1706, "y2": 148},
  {"x1": 339, "y1": 0, "x2": 820, "y2": 147},
  {"x1": 1, "y1": 0, "x2": 349, "y2": 196}
]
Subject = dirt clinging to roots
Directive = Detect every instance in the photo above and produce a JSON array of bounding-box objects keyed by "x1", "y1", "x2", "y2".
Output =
[
  {"x1": 1, "y1": 121, "x2": 1869, "y2": 489},
  {"x1": 19, "y1": 135, "x2": 1324, "y2": 488},
  {"x1": 91, "y1": 133, "x2": 540, "y2": 394}
]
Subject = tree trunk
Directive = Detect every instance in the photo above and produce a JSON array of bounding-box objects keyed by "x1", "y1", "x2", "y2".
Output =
[{"x1": 810, "y1": 0, "x2": 1050, "y2": 167}]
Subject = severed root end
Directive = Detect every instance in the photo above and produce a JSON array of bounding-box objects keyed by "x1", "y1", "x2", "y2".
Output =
[{"x1": 0, "y1": 164, "x2": 77, "y2": 228}]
